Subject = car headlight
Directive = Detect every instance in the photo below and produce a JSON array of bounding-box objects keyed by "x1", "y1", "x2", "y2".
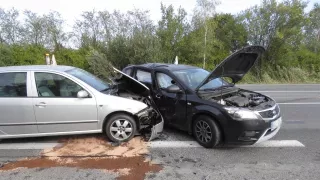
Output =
[
  {"x1": 223, "y1": 107, "x2": 261, "y2": 120},
  {"x1": 136, "y1": 108, "x2": 149, "y2": 117}
]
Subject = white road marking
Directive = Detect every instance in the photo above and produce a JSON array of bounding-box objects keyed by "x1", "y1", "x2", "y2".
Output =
[
  {"x1": 148, "y1": 140, "x2": 305, "y2": 148},
  {"x1": 239, "y1": 84, "x2": 320, "y2": 86},
  {"x1": 0, "y1": 142, "x2": 59, "y2": 150},
  {"x1": 258, "y1": 91, "x2": 319, "y2": 93},
  {"x1": 268, "y1": 97, "x2": 319, "y2": 99},
  {"x1": 246, "y1": 140, "x2": 305, "y2": 147},
  {"x1": 278, "y1": 102, "x2": 320, "y2": 105},
  {"x1": 284, "y1": 120, "x2": 305, "y2": 123},
  {"x1": 148, "y1": 141, "x2": 202, "y2": 148},
  {"x1": 0, "y1": 140, "x2": 305, "y2": 150}
]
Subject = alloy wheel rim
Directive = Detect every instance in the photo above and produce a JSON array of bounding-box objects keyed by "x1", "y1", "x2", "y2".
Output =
[
  {"x1": 195, "y1": 120, "x2": 212, "y2": 143},
  {"x1": 110, "y1": 119, "x2": 133, "y2": 141}
]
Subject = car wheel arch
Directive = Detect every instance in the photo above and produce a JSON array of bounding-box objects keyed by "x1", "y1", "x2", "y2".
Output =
[
  {"x1": 102, "y1": 111, "x2": 140, "y2": 134},
  {"x1": 190, "y1": 112, "x2": 225, "y2": 143}
]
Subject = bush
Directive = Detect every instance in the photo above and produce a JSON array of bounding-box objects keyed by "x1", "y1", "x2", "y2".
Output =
[{"x1": 54, "y1": 48, "x2": 88, "y2": 70}]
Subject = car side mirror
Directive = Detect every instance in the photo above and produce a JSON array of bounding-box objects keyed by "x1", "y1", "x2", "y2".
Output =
[
  {"x1": 77, "y1": 90, "x2": 89, "y2": 98},
  {"x1": 166, "y1": 84, "x2": 182, "y2": 93}
]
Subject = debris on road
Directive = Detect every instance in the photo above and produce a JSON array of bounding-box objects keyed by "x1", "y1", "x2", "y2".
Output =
[
  {"x1": 0, "y1": 136, "x2": 162, "y2": 180},
  {"x1": 111, "y1": 141, "x2": 122, "y2": 147},
  {"x1": 42, "y1": 135, "x2": 148, "y2": 157}
]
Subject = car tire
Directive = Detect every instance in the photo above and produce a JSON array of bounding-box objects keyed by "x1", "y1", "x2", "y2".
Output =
[
  {"x1": 193, "y1": 115, "x2": 221, "y2": 148},
  {"x1": 105, "y1": 113, "x2": 137, "y2": 142}
]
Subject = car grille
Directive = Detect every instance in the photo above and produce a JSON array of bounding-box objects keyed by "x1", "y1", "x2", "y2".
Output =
[{"x1": 258, "y1": 105, "x2": 280, "y2": 119}]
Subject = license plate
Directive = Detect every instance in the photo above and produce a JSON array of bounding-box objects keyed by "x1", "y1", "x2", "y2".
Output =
[{"x1": 271, "y1": 118, "x2": 281, "y2": 131}]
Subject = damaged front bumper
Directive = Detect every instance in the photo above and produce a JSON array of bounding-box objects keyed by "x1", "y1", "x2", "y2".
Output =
[
  {"x1": 135, "y1": 107, "x2": 164, "y2": 141},
  {"x1": 148, "y1": 116, "x2": 164, "y2": 141}
]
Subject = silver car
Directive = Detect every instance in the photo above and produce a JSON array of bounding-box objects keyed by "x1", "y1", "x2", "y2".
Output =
[{"x1": 0, "y1": 65, "x2": 164, "y2": 142}]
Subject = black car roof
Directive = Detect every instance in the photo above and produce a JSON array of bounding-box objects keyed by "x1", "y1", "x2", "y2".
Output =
[{"x1": 127, "y1": 63, "x2": 199, "y2": 71}]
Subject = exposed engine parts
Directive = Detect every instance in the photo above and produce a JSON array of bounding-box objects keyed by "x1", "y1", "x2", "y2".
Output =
[
  {"x1": 200, "y1": 89, "x2": 274, "y2": 110},
  {"x1": 224, "y1": 91, "x2": 267, "y2": 107},
  {"x1": 136, "y1": 107, "x2": 159, "y2": 126},
  {"x1": 110, "y1": 84, "x2": 162, "y2": 129},
  {"x1": 224, "y1": 95, "x2": 249, "y2": 107}
]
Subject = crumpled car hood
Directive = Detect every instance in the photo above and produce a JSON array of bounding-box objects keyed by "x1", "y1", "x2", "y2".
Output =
[
  {"x1": 112, "y1": 67, "x2": 163, "y2": 141},
  {"x1": 112, "y1": 67, "x2": 151, "y2": 97}
]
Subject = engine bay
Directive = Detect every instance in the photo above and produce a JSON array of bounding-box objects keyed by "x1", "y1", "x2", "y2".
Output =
[
  {"x1": 199, "y1": 88, "x2": 275, "y2": 110},
  {"x1": 106, "y1": 75, "x2": 163, "y2": 132}
]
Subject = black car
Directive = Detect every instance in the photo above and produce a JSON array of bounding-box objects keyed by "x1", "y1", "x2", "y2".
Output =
[{"x1": 122, "y1": 46, "x2": 282, "y2": 148}]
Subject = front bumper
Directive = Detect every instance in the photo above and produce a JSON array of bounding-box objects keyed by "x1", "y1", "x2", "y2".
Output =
[
  {"x1": 148, "y1": 115, "x2": 164, "y2": 141},
  {"x1": 223, "y1": 115, "x2": 282, "y2": 145},
  {"x1": 222, "y1": 102, "x2": 282, "y2": 145},
  {"x1": 135, "y1": 107, "x2": 164, "y2": 141},
  {"x1": 254, "y1": 117, "x2": 282, "y2": 144}
]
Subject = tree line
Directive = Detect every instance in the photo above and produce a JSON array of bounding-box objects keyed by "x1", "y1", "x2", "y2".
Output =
[{"x1": 0, "y1": 0, "x2": 319, "y2": 83}]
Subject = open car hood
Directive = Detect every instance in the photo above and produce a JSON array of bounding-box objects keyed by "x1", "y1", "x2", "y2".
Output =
[
  {"x1": 196, "y1": 46, "x2": 265, "y2": 90},
  {"x1": 112, "y1": 67, "x2": 150, "y2": 97}
]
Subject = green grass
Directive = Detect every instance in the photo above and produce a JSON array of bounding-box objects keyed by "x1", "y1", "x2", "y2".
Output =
[
  {"x1": 190, "y1": 62, "x2": 320, "y2": 84},
  {"x1": 241, "y1": 66, "x2": 320, "y2": 84}
]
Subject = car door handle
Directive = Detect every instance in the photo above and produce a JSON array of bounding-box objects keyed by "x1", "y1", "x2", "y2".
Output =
[
  {"x1": 35, "y1": 102, "x2": 47, "y2": 107},
  {"x1": 155, "y1": 94, "x2": 162, "y2": 99}
]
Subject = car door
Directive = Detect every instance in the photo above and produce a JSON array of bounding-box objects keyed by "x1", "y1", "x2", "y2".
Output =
[
  {"x1": 153, "y1": 71, "x2": 187, "y2": 128},
  {"x1": 32, "y1": 71, "x2": 99, "y2": 133},
  {"x1": 0, "y1": 71, "x2": 38, "y2": 135}
]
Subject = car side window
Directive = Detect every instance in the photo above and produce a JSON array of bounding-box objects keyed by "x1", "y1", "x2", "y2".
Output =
[
  {"x1": 35, "y1": 72, "x2": 83, "y2": 97},
  {"x1": 136, "y1": 70, "x2": 152, "y2": 84},
  {"x1": 156, "y1": 73, "x2": 175, "y2": 89},
  {"x1": 123, "y1": 68, "x2": 132, "y2": 76},
  {"x1": 0, "y1": 72, "x2": 27, "y2": 97}
]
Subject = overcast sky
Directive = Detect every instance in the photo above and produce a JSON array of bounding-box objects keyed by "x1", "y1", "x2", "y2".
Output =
[{"x1": 0, "y1": 0, "x2": 317, "y2": 30}]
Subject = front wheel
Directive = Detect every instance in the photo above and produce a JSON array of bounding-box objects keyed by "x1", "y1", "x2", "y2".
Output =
[
  {"x1": 105, "y1": 114, "x2": 137, "y2": 142},
  {"x1": 193, "y1": 115, "x2": 221, "y2": 148}
]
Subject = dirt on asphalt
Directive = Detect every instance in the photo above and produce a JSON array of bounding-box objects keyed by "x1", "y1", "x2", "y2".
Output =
[
  {"x1": 0, "y1": 135, "x2": 162, "y2": 180},
  {"x1": 43, "y1": 135, "x2": 149, "y2": 157}
]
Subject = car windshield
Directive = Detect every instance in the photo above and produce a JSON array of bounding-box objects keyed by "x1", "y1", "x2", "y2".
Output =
[
  {"x1": 173, "y1": 68, "x2": 229, "y2": 90},
  {"x1": 66, "y1": 68, "x2": 110, "y2": 92}
]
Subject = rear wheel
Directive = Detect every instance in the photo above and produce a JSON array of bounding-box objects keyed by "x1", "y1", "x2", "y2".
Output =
[
  {"x1": 193, "y1": 115, "x2": 221, "y2": 148},
  {"x1": 105, "y1": 114, "x2": 137, "y2": 142}
]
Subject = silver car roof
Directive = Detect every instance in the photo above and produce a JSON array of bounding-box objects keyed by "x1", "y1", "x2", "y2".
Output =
[{"x1": 0, "y1": 65, "x2": 75, "y2": 72}]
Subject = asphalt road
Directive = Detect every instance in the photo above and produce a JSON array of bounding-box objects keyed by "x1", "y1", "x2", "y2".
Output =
[
  {"x1": 1, "y1": 84, "x2": 320, "y2": 180},
  {"x1": 147, "y1": 84, "x2": 320, "y2": 180}
]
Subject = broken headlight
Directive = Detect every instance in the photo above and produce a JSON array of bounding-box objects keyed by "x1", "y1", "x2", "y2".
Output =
[{"x1": 136, "y1": 108, "x2": 149, "y2": 117}]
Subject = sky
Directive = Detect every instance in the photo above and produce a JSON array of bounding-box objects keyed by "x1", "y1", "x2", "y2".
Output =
[{"x1": 0, "y1": 0, "x2": 318, "y2": 30}]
